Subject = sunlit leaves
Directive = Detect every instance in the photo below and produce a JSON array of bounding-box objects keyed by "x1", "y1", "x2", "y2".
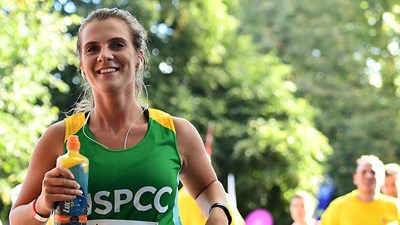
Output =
[{"x1": 0, "y1": 0, "x2": 79, "y2": 217}]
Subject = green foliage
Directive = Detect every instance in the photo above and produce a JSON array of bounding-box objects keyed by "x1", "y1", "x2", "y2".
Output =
[
  {"x1": 236, "y1": 0, "x2": 400, "y2": 207},
  {"x1": 0, "y1": 0, "x2": 79, "y2": 221},
  {"x1": 225, "y1": 55, "x2": 332, "y2": 222}
]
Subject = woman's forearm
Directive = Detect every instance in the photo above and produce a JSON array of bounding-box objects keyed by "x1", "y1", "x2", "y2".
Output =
[
  {"x1": 9, "y1": 201, "x2": 49, "y2": 225},
  {"x1": 195, "y1": 180, "x2": 229, "y2": 217}
]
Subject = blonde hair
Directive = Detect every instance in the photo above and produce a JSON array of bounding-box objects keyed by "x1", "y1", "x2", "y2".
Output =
[
  {"x1": 72, "y1": 8, "x2": 149, "y2": 114},
  {"x1": 291, "y1": 190, "x2": 316, "y2": 211},
  {"x1": 385, "y1": 163, "x2": 400, "y2": 176}
]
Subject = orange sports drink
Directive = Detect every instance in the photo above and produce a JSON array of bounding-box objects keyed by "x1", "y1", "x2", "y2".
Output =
[{"x1": 54, "y1": 135, "x2": 89, "y2": 225}]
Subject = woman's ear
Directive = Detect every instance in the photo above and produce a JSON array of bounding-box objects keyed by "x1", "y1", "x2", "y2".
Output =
[
  {"x1": 79, "y1": 62, "x2": 86, "y2": 78},
  {"x1": 80, "y1": 67, "x2": 86, "y2": 79},
  {"x1": 136, "y1": 50, "x2": 144, "y2": 68},
  {"x1": 136, "y1": 58, "x2": 141, "y2": 68}
]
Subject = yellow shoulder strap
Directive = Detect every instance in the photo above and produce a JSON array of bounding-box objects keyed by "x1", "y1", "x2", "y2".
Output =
[{"x1": 148, "y1": 108, "x2": 176, "y2": 133}]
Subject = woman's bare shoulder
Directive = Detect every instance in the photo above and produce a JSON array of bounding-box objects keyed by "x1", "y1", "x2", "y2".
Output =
[{"x1": 34, "y1": 120, "x2": 66, "y2": 156}]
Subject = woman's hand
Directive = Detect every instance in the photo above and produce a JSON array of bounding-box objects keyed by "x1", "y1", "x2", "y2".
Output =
[{"x1": 35, "y1": 166, "x2": 82, "y2": 216}]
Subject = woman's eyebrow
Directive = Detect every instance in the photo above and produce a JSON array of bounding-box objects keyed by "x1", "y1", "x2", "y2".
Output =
[
  {"x1": 83, "y1": 41, "x2": 98, "y2": 48},
  {"x1": 108, "y1": 37, "x2": 128, "y2": 43}
]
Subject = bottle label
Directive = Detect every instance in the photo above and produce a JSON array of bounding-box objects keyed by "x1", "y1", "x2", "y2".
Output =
[{"x1": 55, "y1": 163, "x2": 89, "y2": 225}]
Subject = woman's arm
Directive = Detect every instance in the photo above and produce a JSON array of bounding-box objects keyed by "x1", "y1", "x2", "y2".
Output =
[
  {"x1": 9, "y1": 121, "x2": 82, "y2": 225},
  {"x1": 174, "y1": 117, "x2": 230, "y2": 225}
]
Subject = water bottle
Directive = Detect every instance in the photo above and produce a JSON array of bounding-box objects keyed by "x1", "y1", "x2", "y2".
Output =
[{"x1": 54, "y1": 135, "x2": 89, "y2": 225}]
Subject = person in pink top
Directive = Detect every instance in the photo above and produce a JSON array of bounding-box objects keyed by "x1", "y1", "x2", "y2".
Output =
[{"x1": 290, "y1": 190, "x2": 319, "y2": 225}]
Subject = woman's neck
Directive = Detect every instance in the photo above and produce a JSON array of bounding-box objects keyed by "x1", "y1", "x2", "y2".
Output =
[{"x1": 90, "y1": 103, "x2": 144, "y2": 132}]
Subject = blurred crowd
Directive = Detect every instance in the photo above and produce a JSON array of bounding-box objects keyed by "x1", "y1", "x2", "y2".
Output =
[{"x1": 289, "y1": 154, "x2": 400, "y2": 225}]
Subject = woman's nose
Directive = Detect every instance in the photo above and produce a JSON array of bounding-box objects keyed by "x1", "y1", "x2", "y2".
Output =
[{"x1": 97, "y1": 48, "x2": 113, "y2": 62}]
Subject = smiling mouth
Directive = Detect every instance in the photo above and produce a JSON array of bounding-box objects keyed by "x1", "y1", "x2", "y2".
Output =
[{"x1": 97, "y1": 68, "x2": 119, "y2": 74}]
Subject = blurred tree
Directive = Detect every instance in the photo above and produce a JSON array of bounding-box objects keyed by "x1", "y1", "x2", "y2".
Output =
[
  {"x1": 0, "y1": 0, "x2": 79, "y2": 221},
  {"x1": 236, "y1": 0, "x2": 400, "y2": 201}
]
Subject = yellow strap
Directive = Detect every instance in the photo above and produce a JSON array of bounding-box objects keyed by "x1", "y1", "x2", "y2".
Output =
[{"x1": 149, "y1": 108, "x2": 176, "y2": 133}]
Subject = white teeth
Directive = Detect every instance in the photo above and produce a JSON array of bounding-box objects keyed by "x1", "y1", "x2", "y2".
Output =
[{"x1": 99, "y1": 68, "x2": 117, "y2": 74}]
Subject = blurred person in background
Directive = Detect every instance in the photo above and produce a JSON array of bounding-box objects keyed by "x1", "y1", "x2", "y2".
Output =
[
  {"x1": 319, "y1": 155, "x2": 400, "y2": 225},
  {"x1": 290, "y1": 190, "x2": 319, "y2": 225},
  {"x1": 381, "y1": 163, "x2": 400, "y2": 198}
]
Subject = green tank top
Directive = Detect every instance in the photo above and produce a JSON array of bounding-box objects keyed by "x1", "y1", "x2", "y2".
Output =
[{"x1": 63, "y1": 108, "x2": 182, "y2": 225}]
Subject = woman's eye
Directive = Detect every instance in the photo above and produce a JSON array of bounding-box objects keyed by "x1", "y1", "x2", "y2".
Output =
[
  {"x1": 86, "y1": 46, "x2": 98, "y2": 52},
  {"x1": 112, "y1": 42, "x2": 125, "y2": 49}
]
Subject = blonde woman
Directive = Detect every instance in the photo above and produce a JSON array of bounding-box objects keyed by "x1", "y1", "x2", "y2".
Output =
[
  {"x1": 290, "y1": 190, "x2": 319, "y2": 225},
  {"x1": 9, "y1": 8, "x2": 230, "y2": 225}
]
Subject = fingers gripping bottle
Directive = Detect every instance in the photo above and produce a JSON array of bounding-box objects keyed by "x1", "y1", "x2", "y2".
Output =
[{"x1": 55, "y1": 135, "x2": 89, "y2": 225}]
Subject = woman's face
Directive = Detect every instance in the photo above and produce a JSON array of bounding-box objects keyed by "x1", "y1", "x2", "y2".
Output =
[
  {"x1": 290, "y1": 197, "x2": 307, "y2": 222},
  {"x1": 79, "y1": 18, "x2": 141, "y2": 93}
]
